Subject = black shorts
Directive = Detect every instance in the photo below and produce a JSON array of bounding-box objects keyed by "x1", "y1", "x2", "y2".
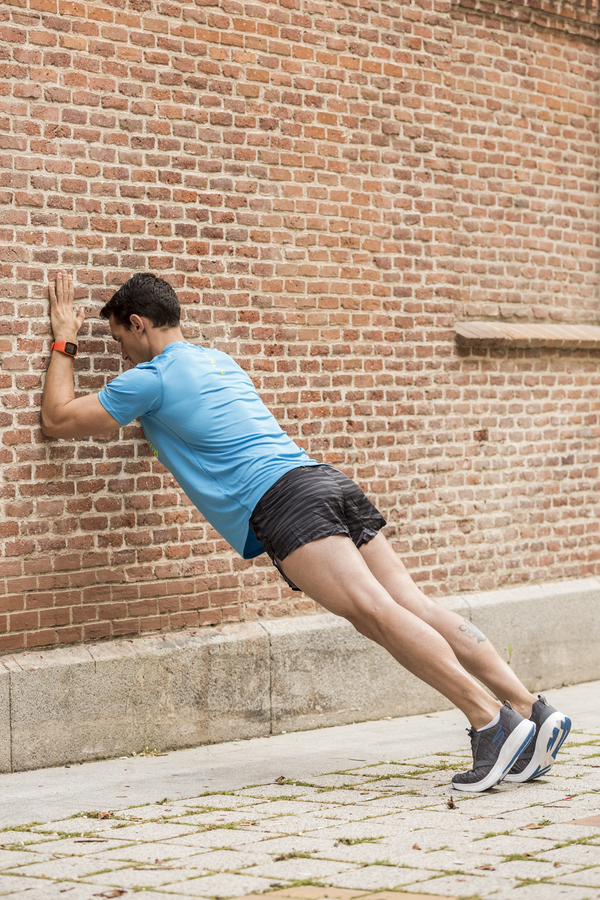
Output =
[{"x1": 249, "y1": 464, "x2": 387, "y2": 591}]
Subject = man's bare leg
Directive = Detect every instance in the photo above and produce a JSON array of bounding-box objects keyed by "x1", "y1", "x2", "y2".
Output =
[
  {"x1": 359, "y1": 534, "x2": 537, "y2": 718},
  {"x1": 278, "y1": 534, "x2": 502, "y2": 729}
]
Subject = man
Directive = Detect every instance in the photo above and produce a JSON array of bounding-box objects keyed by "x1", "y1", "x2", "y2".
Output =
[{"x1": 42, "y1": 271, "x2": 571, "y2": 792}]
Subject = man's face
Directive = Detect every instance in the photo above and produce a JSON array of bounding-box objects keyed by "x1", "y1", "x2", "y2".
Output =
[{"x1": 109, "y1": 315, "x2": 151, "y2": 366}]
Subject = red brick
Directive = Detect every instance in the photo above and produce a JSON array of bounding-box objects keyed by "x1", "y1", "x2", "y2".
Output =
[
  {"x1": 0, "y1": 633, "x2": 25, "y2": 652},
  {"x1": 83, "y1": 621, "x2": 111, "y2": 641}
]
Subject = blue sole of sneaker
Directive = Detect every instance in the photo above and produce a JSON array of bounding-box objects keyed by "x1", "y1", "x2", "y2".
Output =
[
  {"x1": 451, "y1": 719, "x2": 535, "y2": 793},
  {"x1": 503, "y1": 712, "x2": 571, "y2": 783}
]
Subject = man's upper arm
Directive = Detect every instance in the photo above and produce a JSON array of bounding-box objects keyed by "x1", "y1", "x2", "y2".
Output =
[
  {"x1": 45, "y1": 394, "x2": 122, "y2": 439},
  {"x1": 44, "y1": 365, "x2": 162, "y2": 440}
]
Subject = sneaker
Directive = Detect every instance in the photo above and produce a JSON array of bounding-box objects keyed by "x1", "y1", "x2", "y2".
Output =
[
  {"x1": 503, "y1": 695, "x2": 571, "y2": 783},
  {"x1": 451, "y1": 702, "x2": 535, "y2": 793}
]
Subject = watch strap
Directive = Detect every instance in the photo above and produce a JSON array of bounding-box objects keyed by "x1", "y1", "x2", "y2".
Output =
[{"x1": 51, "y1": 341, "x2": 78, "y2": 357}]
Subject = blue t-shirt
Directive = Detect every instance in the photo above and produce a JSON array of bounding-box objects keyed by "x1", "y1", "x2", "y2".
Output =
[{"x1": 98, "y1": 342, "x2": 317, "y2": 558}]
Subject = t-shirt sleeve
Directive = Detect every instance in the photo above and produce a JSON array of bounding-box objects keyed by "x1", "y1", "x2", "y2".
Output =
[{"x1": 98, "y1": 364, "x2": 163, "y2": 426}]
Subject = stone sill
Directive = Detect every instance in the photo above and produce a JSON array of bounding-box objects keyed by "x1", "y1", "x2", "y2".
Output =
[{"x1": 455, "y1": 321, "x2": 600, "y2": 349}]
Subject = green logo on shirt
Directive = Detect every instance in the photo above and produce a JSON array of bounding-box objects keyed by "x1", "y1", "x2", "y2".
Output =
[{"x1": 202, "y1": 348, "x2": 225, "y2": 375}]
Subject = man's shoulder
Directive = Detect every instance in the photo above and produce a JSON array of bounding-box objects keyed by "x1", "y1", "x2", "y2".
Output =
[
  {"x1": 156, "y1": 342, "x2": 244, "y2": 377},
  {"x1": 101, "y1": 357, "x2": 163, "y2": 402},
  {"x1": 99, "y1": 358, "x2": 164, "y2": 422}
]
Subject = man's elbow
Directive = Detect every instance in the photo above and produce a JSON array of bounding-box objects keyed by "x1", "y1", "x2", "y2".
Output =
[
  {"x1": 41, "y1": 408, "x2": 71, "y2": 439},
  {"x1": 41, "y1": 411, "x2": 60, "y2": 438}
]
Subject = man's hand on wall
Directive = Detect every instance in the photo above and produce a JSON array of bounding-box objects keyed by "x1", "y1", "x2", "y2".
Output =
[{"x1": 48, "y1": 271, "x2": 85, "y2": 342}]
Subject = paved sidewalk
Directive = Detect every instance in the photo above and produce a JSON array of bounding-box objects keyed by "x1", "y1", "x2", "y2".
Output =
[{"x1": 0, "y1": 682, "x2": 598, "y2": 900}]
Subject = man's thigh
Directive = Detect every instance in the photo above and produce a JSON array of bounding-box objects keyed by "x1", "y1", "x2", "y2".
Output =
[
  {"x1": 359, "y1": 532, "x2": 439, "y2": 619},
  {"x1": 277, "y1": 533, "x2": 394, "y2": 620}
]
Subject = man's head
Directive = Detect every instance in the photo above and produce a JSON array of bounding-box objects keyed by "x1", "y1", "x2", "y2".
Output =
[
  {"x1": 100, "y1": 274, "x2": 183, "y2": 365},
  {"x1": 100, "y1": 273, "x2": 180, "y2": 330}
]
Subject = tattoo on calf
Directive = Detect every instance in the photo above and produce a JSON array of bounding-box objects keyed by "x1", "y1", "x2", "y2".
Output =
[{"x1": 459, "y1": 617, "x2": 487, "y2": 643}]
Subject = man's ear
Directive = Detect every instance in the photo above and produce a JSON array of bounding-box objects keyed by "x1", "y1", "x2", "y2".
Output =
[{"x1": 129, "y1": 314, "x2": 145, "y2": 333}]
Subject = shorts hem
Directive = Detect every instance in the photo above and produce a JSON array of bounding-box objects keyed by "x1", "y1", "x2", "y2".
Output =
[
  {"x1": 276, "y1": 526, "x2": 352, "y2": 563},
  {"x1": 355, "y1": 527, "x2": 384, "y2": 549},
  {"x1": 274, "y1": 526, "x2": 384, "y2": 593}
]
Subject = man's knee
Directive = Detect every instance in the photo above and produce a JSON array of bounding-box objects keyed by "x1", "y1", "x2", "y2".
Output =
[
  {"x1": 344, "y1": 593, "x2": 395, "y2": 643},
  {"x1": 417, "y1": 595, "x2": 441, "y2": 621}
]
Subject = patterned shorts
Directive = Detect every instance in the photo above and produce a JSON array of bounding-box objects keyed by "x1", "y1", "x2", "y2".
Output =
[{"x1": 249, "y1": 464, "x2": 387, "y2": 591}]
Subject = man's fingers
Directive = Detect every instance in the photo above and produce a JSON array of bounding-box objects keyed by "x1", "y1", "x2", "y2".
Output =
[
  {"x1": 53, "y1": 271, "x2": 73, "y2": 306},
  {"x1": 58, "y1": 271, "x2": 67, "y2": 303},
  {"x1": 48, "y1": 270, "x2": 82, "y2": 343},
  {"x1": 54, "y1": 272, "x2": 63, "y2": 304}
]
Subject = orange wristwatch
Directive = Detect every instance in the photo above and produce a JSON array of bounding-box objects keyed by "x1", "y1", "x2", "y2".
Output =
[{"x1": 51, "y1": 341, "x2": 78, "y2": 357}]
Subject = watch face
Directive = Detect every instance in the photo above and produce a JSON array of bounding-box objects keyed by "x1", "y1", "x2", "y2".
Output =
[{"x1": 65, "y1": 342, "x2": 77, "y2": 356}]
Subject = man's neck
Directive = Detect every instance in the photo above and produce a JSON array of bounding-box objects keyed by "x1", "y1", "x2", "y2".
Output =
[{"x1": 147, "y1": 327, "x2": 185, "y2": 359}]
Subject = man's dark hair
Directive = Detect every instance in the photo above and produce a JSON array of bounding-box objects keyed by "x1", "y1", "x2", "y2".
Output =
[{"x1": 100, "y1": 273, "x2": 180, "y2": 329}]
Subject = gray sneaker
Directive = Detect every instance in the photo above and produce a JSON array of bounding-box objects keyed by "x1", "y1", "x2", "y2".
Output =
[
  {"x1": 503, "y1": 695, "x2": 571, "y2": 783},
  {"x1": 452, "y1": 702, "x2": 535, "y2": 793}
]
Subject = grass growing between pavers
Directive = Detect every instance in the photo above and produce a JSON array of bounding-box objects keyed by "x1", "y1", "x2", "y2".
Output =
[
  {"x1": 0, "y1": 821, "x2": 43, "y2": 832},
  {"x1": 336, "y1": 839, "x2": 384, "y2": 846}
]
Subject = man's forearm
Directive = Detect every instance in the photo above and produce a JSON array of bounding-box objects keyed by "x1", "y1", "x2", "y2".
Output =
[{"x1": 41, "y1": 350, "x2": 77, "y2": 436}]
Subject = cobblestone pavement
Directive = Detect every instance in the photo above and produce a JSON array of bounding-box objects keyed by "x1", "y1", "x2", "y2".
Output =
[{"x1": 1, "y1": 693, "x2": 599, "y2": 900}]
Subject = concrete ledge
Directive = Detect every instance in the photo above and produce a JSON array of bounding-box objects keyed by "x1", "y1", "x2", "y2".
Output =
[
  {"x1": 0, "y1": 577, "x2": 599, "y2": 772},
  {"x1": 3, "y1": 624, "x2": 270, "y2": 772}
]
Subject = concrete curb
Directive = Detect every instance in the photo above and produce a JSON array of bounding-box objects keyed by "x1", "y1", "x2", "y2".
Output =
[{"x1": 1, "y1": 576, "x2": 599, "y2": 772}]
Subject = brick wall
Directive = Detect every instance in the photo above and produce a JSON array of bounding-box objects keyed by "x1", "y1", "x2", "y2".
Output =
[{"x1": 0, "y1": 0, "x2": 599, "y2": 653}]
